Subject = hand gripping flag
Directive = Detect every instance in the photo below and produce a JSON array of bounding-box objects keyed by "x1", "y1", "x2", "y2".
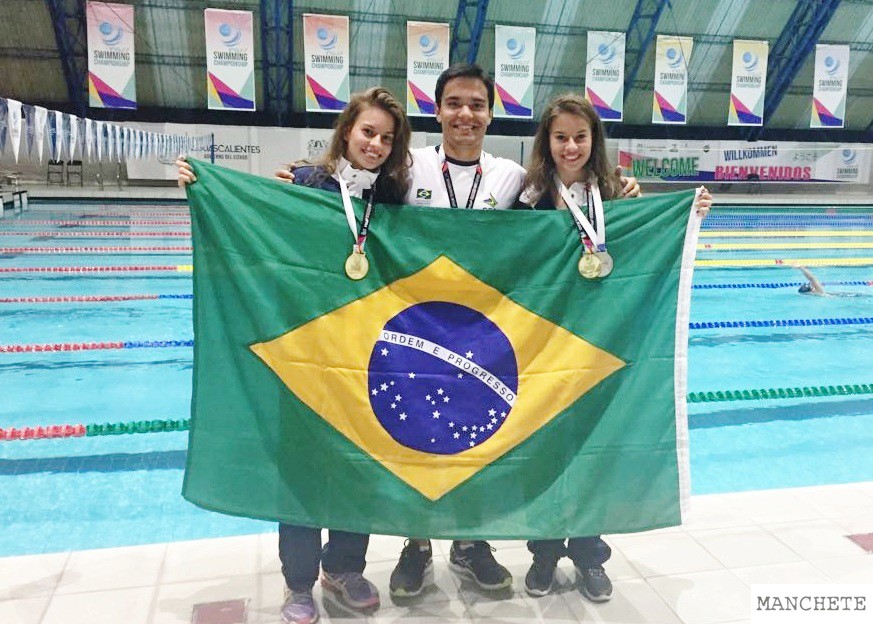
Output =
[{"x1": 183, "y1": 160, "x2": 702, "y2": 539}]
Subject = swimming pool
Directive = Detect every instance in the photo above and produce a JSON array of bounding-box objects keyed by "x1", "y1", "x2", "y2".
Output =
[{"x1": 1, "y1": 201, "x2": 871, "y2": 556}]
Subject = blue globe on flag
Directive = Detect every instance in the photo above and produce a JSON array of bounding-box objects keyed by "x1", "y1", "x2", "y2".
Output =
[{"x1": 368, "y1": 302, "x2": 518, "y2": 455}]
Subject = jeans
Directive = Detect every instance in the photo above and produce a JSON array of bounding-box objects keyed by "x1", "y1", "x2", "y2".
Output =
[
  {"x1": 527, "y1": 535, "x2": 611, "y2": 566},
  {"x1": 278, "y1": 523, "x2": 369, "y2": 591}
]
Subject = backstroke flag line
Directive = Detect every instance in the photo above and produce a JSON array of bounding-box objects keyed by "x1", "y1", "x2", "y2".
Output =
[{"x1": 183, "y1": 160, "x2": 700, "y2": 539}]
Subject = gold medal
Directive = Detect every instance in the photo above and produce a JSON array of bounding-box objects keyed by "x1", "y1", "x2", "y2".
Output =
[
  {"x1": 596, "y1": 251, "x2": 614, "y2": 278},
  {"x1": 344, "y1": 246, "x2": 369, "y2": 280},
  {"x1": 578, "y1": 252, "x2": 602, "y2": 279}
]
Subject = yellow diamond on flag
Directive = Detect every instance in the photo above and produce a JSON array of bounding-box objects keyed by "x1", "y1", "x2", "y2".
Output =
[{"x1": 251, "y1": 256, "x2": 625, "y2": 500}]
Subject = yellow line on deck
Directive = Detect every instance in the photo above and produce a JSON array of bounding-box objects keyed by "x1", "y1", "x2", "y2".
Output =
[
  {"x1": 699, "y1": 242, "x2": 873, "y2": 251},
  {"x1": 700, "y1": 230, "x2": 873, "y2": 238},
  {"x1": 695, "y1": 258, "x2": 873, "y2": 268}
]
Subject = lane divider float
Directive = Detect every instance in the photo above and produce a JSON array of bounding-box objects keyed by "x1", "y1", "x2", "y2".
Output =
[{"x1": 0, "y1": 265, "x2": 193, "y2": 274}]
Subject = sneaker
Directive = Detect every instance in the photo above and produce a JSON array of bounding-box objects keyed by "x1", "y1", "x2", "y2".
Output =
[
  {"x1": 390, "y1": 539, "x2": 434, "y2": 598},
  {"x1": 320, "y1": 571, "x2": 380, "y2": 610},
  {"x1": 524, "y1": 556, "x2": 558, "y2": 597},
  {"x1": 576, "y1": 564, "x2": 613, "y2": 602},
  {"x1": 281, "y1": 587, "x2": 319, "y2": 624},
  {"x1": 448, "y1": 541, "x2": 512, "y2": 590}
]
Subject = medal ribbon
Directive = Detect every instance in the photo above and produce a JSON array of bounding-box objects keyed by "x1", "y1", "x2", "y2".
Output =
[
  {"x1": 337, "y1": 176, "x2": 376, "y2": 252},
  {"x1": 558, "y1": 179, "x2": 607, "y2": 253},
  {"x1": 440, "y1": 147, "x2": 482, "y2": 209}
]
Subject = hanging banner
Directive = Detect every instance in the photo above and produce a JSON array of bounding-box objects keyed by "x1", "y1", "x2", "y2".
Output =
[
  {"x1": 87, "y1": 1, "x2": 137, "y2": 109},
  {"x1": 585, "y1": 31, "x2": 625, "y2": 122},
  {"x1": 205, "y1": 9, "x2": 255, "y2": 111},
  {"x1": 96, "y1": 121, "x2": 104, "y2": 161},
  {"x1": 652, "y1": 35, "x2": 692, "y2": 124},
  {"x1": 113, "y1": 124, "x2": 122, "y2": 161},
  {"x1": 34, "y1": 106, "x2": 47, "y2": 162},
  {"x1": 53, "y1": 110, "x2": 64, "y2": 161},
  {"x1": 493, "y1": 25, "x2": 534, "y2": 119},
  {"x1": 7, "y1": 98, "x2": 22, "y2": 162},
  {"x1": 85, "y1": 118, "x2": 94, "y2": 161},
  {"x1": 68, "y1": 114, "x2": 78, "y2": 160},
  {"x1": 811, "y1": 44, "x2": 849, "y2": 128},
  {"x1": 303, "y1": 14, "x2": 350, "y2": 112},
  {"x1": 728, "y1": 40, "x2": 767, "y2": 127},
  {"x1": 406, "y1": 21, "x2": 449, "y2": 116}
]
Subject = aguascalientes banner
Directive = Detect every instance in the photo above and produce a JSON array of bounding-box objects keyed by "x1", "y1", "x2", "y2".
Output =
[
  {"x1": 205, "y1": 9, "x2": 256, "y2": 111},
  {"x1": 406, "y1": 21, "x2": 449, "y2": 116},
  {"x1": 183, "y1": 161, "x2": 698, "y2": 538},
  {"x1": 86, "y1": 1, "x2": 136, "y2": 109}
]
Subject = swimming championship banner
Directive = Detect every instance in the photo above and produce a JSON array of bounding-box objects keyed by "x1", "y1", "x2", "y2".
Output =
[
  {"x1": 493, "y1": 25, "x2": 535, "y2": 119},
  {"x1": 183, "y1": 160, "x2": 698, "y2": 539},
  {"x1": 86, "y1": 2, "x2": 136, "y2": 109},
  {"x1": 619, "y1": 139, "x2": 870, "y2": 184},
  {"x1": 205, "y1": 9, "x2": 255, "y2": 111},
  {"x1": 811, "y1": 44, "x2": 849, "y2": 128},
  {"x1": 728, "y1": 40, "x2": 767, "y2": 126},
  {"x1": 653, "y1": 35, "x2": 692, "y2": 124},
  {"x1": 303, "y1": 14, "x2": 350, "y2": 112},
  {"x1": 406, "y1": 21, "x2": 449, "y2": 116},
  {"x1": 585, "y1": 31, "x2": 625, "y2": 122}
]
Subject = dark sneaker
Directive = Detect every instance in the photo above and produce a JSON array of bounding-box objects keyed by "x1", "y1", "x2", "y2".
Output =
[
  {"x1": 448, "y1": 540, "x2": 512, "y2": 590},
  {"x1": 576, "y1": 564, "x2": 613, "y2": 602},
  {"x1": 320, "y1": 571, "x2": 380, "y2": 610},
  {"x1": 281, "y1": 588, "x2": 319, "y2": 624},
  {"x1": 390, "y1": 539, "x2": 434, "y2": 597},
  {"x1": 524, "y1": 556, "x2": 558, "y2": 597}
]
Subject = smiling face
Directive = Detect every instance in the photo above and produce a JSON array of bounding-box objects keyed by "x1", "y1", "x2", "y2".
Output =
[
  {"x1": 435, "y1": 76, "x2": 492, "y2": 160},
  {"x1": 549, "y1": 112, "x2": 593, "y2": 186},
  {"x1": 343, "y1": 105, "x2": 396, "y2": 171}
]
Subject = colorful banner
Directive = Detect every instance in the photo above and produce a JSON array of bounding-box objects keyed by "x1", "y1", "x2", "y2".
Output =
[
  {"x1": 493, "y1": 25, "x2": 535, "y2": 119},
  {"x1": 6, "y1": 98, "x2": 22, "y2": 162},
  {"x1": 728, "y1": 40, "x2": 767, "y2": 126},
  {"x1": 303, "y1": 14, "x2": 350, "y2": 112},
  {"x1": 183, "y1": 160, "x2": 696, "y2": 537},
  {"x1": 86, "y1": 2, "x2": 136, "y2": 109},
  {"x1": 811, "y1": 44, "x2": 849, "y2": 128},
  {"x1": 653, "y1": 35, "x2": 692, "y2": 124},
  {"x1": 406, "y1": 21, "x2": 449, "y2": 116},
  {"x1": 585, "y1": 31, "x2": 625, "y2": 122},
  {"x1": 619, "y1": 139, "x2": 870, "y2": 184},
  {"x1": 205, "y1": 9, "x2": 255, "y2": 111}
]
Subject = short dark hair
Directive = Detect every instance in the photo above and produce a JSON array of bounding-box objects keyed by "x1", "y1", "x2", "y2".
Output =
[{"x1": 434, "y1": 63, "x2": 495, "y2": 111}]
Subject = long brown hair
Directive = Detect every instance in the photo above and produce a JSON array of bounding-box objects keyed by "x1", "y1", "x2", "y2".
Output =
[
  {"x1": 523, "y1": 93, "x2": 622, "y2": 202},
  {"x1": 318, "y1": 87, "x2": 411, "y2": 201}
]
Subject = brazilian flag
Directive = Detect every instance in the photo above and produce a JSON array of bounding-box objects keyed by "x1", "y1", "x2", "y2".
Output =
[{"x1": 183, "y1": 160, "x2": 701, "y2": 539}]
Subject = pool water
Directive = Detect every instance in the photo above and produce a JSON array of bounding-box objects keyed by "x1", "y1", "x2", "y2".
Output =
[{"x1": 0, "y1": 202, "x2": 871, "y2": 556}]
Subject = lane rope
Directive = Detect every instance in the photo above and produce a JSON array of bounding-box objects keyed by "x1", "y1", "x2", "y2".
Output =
[
  {"x1": 700, "y1": 230, "x2": 873, "y2": 238},
  {"x1": 688, "y1": 383, "x2": 873, "y2": 403},
  {"x1": 699, "y1": 242, "x2": 873, "y2": 250},
  {"x1": 0, "y1": 294, "x2": 192, "y2": 303},
  {"x1": 692, "y1": 280, "x2": 872, "y2": 289},
  {"x1": 690, "y1": 316, "x2": 873, "y2": 329},
  {"x1": 1, "y1": 231, "x2": 189, "y2": 238},
  {"x1": 2, "y1": 219, "x2": 189, "y2": 226},
  {"x1": 0, "y1": 265, "x2": 193, "y2": 273},
  {"x1": 0, "y1": 340, "x2": 193, "y2": 352},
  {"x1": 0, "y1": 246, "x2": 192, "y2": 254},
  {"x1": 696, "y1": 258, "x2": 873, "y2": 268}
]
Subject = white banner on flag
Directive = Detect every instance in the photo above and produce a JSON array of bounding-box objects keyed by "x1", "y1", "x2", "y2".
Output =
[
  {"x1": 811, "y1": 44, "x2": 849, "y2": 128},
  {"x1": 303, "y1": 14, "x2": 350, "y2": 112},
  {"x1": 493, "y1": 25, "x2": 535, "y2": 119},
  {"x1": 585, "y1": 31, "x2": 625, "y2": 122},
  {"x1": 35, "y1": 106, "x2": 47, "y2": 163},
  {"x1": 653, "y1": 35, "x2": 692, "y2": 124},
  {"x1": 7, "y1": 98, "x2": 22, "y2": 162}
]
